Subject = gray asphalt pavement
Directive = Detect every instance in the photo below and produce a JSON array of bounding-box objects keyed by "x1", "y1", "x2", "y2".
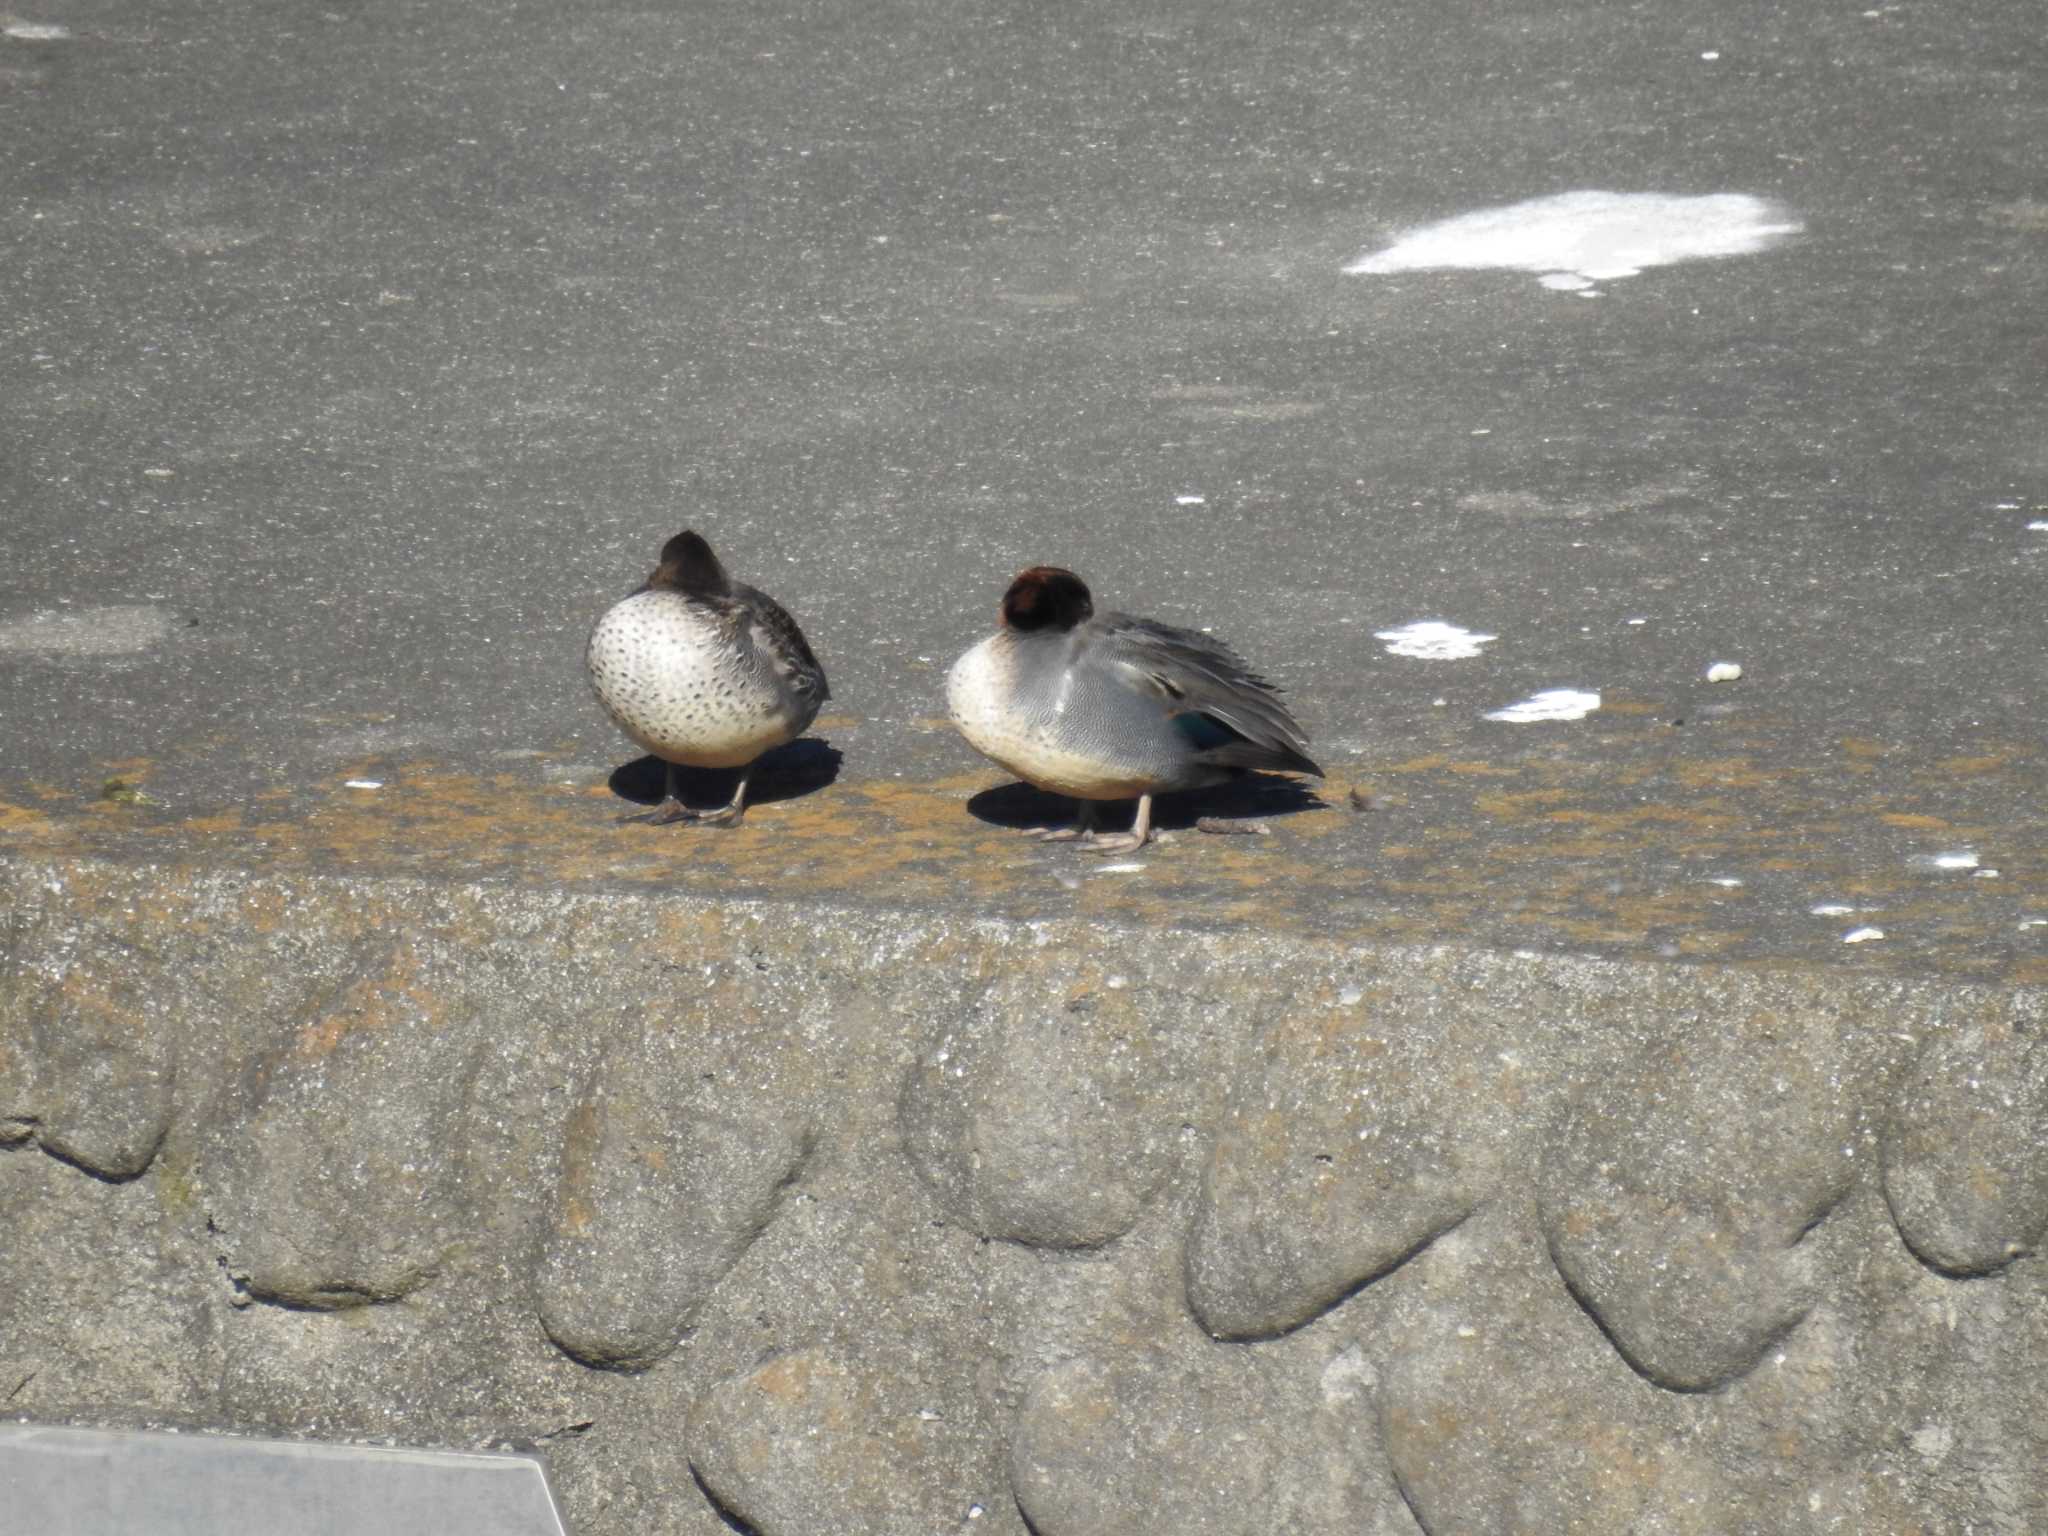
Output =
[{"x1": 3, "y1": 0, "x2": 2044, "y2": 971}]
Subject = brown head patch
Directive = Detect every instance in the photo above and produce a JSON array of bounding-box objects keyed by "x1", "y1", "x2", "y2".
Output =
[{"x1": 1001, "y1": 566, "x2": 1094, "y2": 632}]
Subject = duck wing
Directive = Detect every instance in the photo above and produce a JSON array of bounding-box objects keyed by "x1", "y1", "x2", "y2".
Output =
[
  {"x1": 737, "y1": 583, "x2": 830, "y2": 704},
  {"x1": 1093, "y1": 612, "x2": 1320, "y2": 777}
]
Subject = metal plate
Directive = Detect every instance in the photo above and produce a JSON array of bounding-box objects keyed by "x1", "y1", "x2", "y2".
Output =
[{"x1": 0, "y1": 1424, "x2": 570, "y2": 1536}]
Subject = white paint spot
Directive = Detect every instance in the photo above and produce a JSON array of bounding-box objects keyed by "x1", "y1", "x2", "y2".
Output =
[
  {"x1": 1810, "y1": 902, "x2": 1855, "y2": 916},
  {"x1": 3, "y1": 22, "x2": 71, "y2": 40},
  {"x1": 1995, "y1": 501, "x2": 2023, "y2": 510},
  {"x1": 1375, "y1": 620, "x2": 1498, "y2": 660},
  {"x1": 1337, "y1": 986, "x2": 1363, "y2": 1006},
  {"x1": 1093, "y1": 862, "x2": 1147, "y2": 874},
  {"x1": 1842, "y1": 926, "x2": 1886, "y2": 944},
  {"x1": 1911, "y1": 850, "x2": 1980, "y2": 871},
  {"x1": 1704, "y1": 661, "x2": 1743, "y2": 682},
  {"x1": 1175, "y1": 494, "x2": 1206, "y2": 505},
  {"x1": 967, "y1": 1506, "x2": 985, "y2": 1521},
  {"x1": 1344, "y1": 191, "x2": 1802, "y2": 294},
  {"x1": 2021, "y1": 918, "x2": 2048, "y2": 930},
  {"x1": 1105, "y1": 974, "x2": 1129, "y2": 990},
  {"x1": 1974, "y1": 868, "x2": 2000, "y2": 879},
  {"x1": 1319, "y1": 1343, "x2": 1375, "y2": 1403},
  {"x1": 0, "y1": 604, "x2": 176, "y2": 656},
  {"x1": 1626, "y1": 616, "x2": 1649, "y2": 626},
  {"x1": 2028, "y1": 521, "x2": 2048, "y2": 532},
  {"x1": 1708, "y1": 877, "x2": 1743, "y2": 888},
  {"x1": 344, "y1": 780, "x2": 384, "y2": 790},
  {"x1": 1700, "y1": 49, "x2": 1721, "y2": 60},
  {"x1": 1910, "y1": 1422, "x2": 1953, "y2": 1464},
  {"x1": 1484, "y1": 688, "x2": 1600, "y2": 723}
]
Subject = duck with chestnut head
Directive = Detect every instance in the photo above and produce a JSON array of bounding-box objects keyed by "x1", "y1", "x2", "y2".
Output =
[{"x1": 946, "y1": 566, "x2": 1320, "y2": 853}]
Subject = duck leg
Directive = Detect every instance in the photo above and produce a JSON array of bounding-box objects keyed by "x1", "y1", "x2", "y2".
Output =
[
  {"x1": 1085, "y1": 793, "x2": 1154, "y2": 856},
  {"x1": 619, "y1": 762, "x2": 686, "y2": 824},
  {"x1": 689, "y1": 767, "x2": 752, "y2": 826},
  {"x1": 1035, "y1": 799, "x2": 1099, "y2": 843},
  {"x1": 621, "y1": 762, "x2": 750, "y2": 827}
]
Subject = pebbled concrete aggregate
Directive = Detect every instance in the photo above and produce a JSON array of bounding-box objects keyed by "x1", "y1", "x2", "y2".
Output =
[{"x1": 3, "y1": 854, "x2": 2046, "y2": 1533}]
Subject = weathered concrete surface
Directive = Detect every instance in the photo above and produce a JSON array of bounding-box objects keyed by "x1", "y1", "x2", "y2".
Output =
[
  {"x1": 4, "y1": 853, "x2": 2047, "y2": 1534},
  {"x1": 3, "y1": 0, "x2": 2047, "y2": 977},
  {"x1": 4, "y1": 0, "x2": 2048, "y2": 1529}
]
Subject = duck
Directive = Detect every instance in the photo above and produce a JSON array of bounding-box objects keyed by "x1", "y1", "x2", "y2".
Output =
[
  {"x1": 946, "y1": 566, "x2": 1320, "y2": 852},
  {"x1": 586, "y1": 529, "x2": 828, "y2": 825}
]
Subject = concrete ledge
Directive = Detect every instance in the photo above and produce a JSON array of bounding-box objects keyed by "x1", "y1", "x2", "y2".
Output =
[{"x1": 4, "y1": 849, "x2": 2045, "y2": 1533}]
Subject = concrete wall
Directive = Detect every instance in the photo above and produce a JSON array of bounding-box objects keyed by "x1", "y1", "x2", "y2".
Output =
[{"x1": 4, "y1": 854, "x2": 2045, "y2": 1534}]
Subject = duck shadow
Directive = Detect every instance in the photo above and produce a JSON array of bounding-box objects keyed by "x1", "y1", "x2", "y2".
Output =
[
  {"x1": 965, "y1": 773, "x2": 1327, "y2": 835},
  {"x1": 607, "y1": 739, "x2": 843, "y2": 812}
]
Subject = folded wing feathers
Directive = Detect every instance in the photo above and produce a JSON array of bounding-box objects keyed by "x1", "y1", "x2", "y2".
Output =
[
  {"x1": 739, "y1": 584, "x2": 830, "y2": 702},
  {"x1": 1100, "y1": 613, "x2": 1317, "y2": 771}
]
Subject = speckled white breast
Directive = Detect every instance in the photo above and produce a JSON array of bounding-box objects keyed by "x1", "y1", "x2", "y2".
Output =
[
  {"x1": 946, "y1": 636, "x2": 1155, "y2": 800},
  {"x1": 588, "y1": 590, "x2": 800, "y2": 768}
]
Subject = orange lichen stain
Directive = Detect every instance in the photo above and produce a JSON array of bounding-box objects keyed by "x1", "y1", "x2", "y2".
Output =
[
  {"x1": 296, "y1": 946, "x2": 445, "y2": 1059},
  {"x1": 1673, "y1": 758, "x2": 1776, "y2": 791},
  {"x1": 1840, "y1": 738, "x2": 1887, "y2": 759},
  {"x1": 752, "y1": 1353, "x2": 818, "y2": 1402},
  {"x1": 1540, "y1": 805, "x2": 1733, "y2": 830},
  {"x1": 235, "y1": 888, "x2": 296, "y2": 937},
  {"x1": 1386, "y1": 754, "x2": 1519, "y2": 779},
  {"x1": 812, "y1": 713, "x2": 861, "y2": 731},
  {"x1": 1278, "y1": 808, "x2": 1344, "y2": 842},
  {"x1": 1475, "y1": 789, "x2": 1577, "y2": 821},
  {"x1": 1936, "y1": 753, "x2": 2014, "y2": 776},
  {"x1": 1599, "y1": 699, "x2": 1661, "y2": 717},
  {"x1": 1674, "y1": 932, "x2": 1744, "y2": 956},
  {"x1": 174, "y1": 812, "x2": 250, "y2": 837},
  {"x1": 559, "y1": 1196, "x2": 594, "y2": 1237},
  {"x1": 1879, "y1": 814, "x2": 1953, "y2": 832},
  {"x1": 0, "y1": 800, "x2": 56, "y2": 835}
]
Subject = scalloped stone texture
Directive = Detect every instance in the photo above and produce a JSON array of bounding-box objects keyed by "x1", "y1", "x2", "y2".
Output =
[
  {"x1": 687, "y1": 1349, "x2": 995, "y2": 1536},
  {"x1": 900, "y1": 969, "x2": 1212, "y2": 1248},
  {"x1": 1883, "y1": 1020, "x2": 2048, "y2": 1276},
  {"x1": 0, "y1": 967, "x2": 175, "y2": 1180},
  {"x1": 1381, "y1": 1315, "x2": 1745, "y2": 1533},
  {"x1": 1538, "y1": 1013, "x2": 1862, "y2": 1391},
  {"x1": 201, "y1": 948, "x2": 475, "y2": 1308},
  {"x1": 534, "y1": 1066, "x2": 808, "y2": 1371},
  {"x1": 1184, "y1": 1004, "x2": 1507, "y2": 1338},
  {"x1": 1010, "y1": 1349, "x2": 1380, "y2": 1536}
]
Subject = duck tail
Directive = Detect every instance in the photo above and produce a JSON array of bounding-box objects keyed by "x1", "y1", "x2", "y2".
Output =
[{"x1": 1204, "y1": 738, "x2": 1324, "y2": 778}]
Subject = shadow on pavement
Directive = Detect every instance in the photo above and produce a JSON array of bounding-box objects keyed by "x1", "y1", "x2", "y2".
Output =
[
  {"x1": 606, "y1": 739, "x2": 843, "y2": 812},
  {"x1": 966, "y1": 773, "x2": 1327, "y2": 835}
]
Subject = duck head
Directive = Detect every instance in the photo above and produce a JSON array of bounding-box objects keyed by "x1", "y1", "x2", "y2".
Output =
[
  {"x1": 1000, "y1": 566, "x2": 1094, "y2": 633},
  {"x1": 649, "y1": 530, "x2": 732, "y2": 596}
]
